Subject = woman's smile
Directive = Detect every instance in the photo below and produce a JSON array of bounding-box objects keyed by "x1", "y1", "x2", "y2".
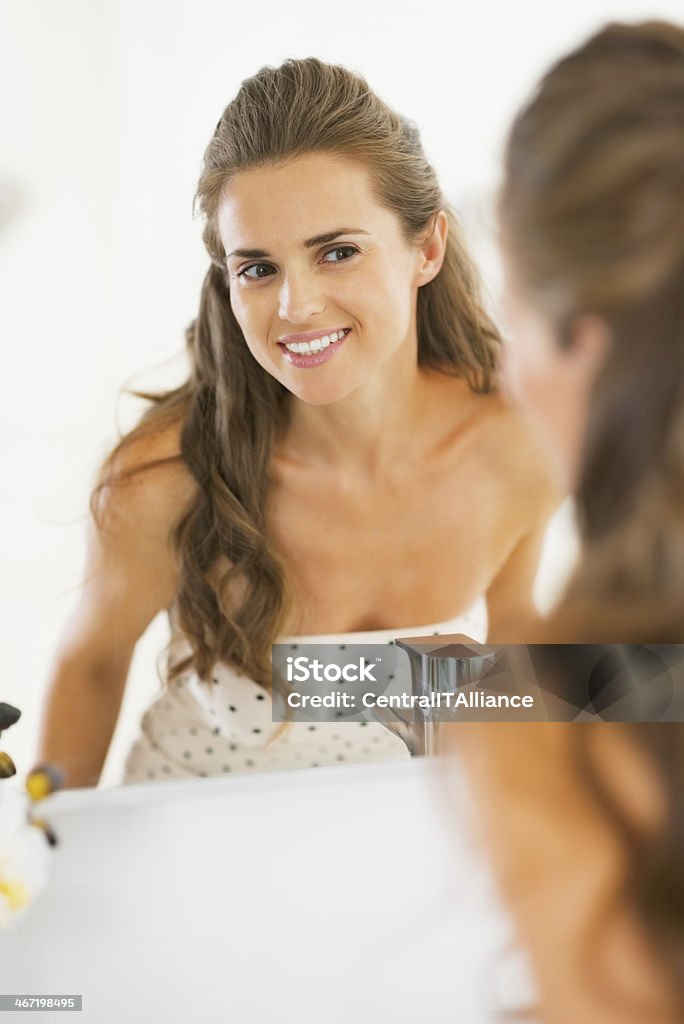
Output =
[
  {"x1": 278, "y1": 327, "x2": 352, "y2": 368},
  {"x1": 218, "y1": 152, "x2": 425, "y2": 405}
]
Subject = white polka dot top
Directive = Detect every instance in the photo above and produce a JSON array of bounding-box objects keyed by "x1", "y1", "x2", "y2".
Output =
[{"x1": 123, "y1": 598, "x2": 487, "y2": 784}]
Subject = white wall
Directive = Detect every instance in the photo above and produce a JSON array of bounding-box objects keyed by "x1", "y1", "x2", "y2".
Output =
[{"x1": 1, "y1": 0, "x2": 680, "y2": 782}]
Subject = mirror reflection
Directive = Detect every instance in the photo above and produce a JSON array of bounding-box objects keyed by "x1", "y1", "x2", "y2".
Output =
[
  {"x1": 4, "y1": 7, "x2": 581, "y2": 790},
  {"x1": 38, "y1": 57, "x2": 561, "y2": 787}
]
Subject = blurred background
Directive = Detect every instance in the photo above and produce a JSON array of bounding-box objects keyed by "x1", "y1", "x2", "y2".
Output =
[{"x1": 2, "y1": 0, "x2": 680, "y2": 782}]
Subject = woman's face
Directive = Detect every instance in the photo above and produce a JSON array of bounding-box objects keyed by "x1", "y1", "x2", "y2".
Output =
[
  {"x1": 218, "y1": 152, "x2": 442, "y2": 405},
  {"x1": 500, "y1": 250, "x2": 609, "y2": 494}
]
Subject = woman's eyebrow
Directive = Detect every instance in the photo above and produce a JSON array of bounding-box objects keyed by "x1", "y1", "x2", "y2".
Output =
[
  {"x1": 303, "y1": 228, "x2": 369, "y2": 247},
  {"x1": 227, "y1": 228, "x2": 369, "y2": 260},
  {"x1": 227, "y1": 246, "x2": 270, "y2": 259}
]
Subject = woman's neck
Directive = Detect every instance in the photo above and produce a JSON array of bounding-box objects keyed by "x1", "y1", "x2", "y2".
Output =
[{"x1": 281, "y1": 351, "x2": 473, "y2": 480}]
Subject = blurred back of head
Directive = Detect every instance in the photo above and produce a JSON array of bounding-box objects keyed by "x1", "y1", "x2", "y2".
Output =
[
  {"x1": 500, "y1": 21, "x2": 684, "y2": 634},
  {"x1": 484, "y1": 24, "x2": 684, "y2": 1022}
]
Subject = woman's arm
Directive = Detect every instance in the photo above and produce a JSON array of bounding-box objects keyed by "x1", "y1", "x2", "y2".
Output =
[
  {"x1": 449, "y1": 722, "x2": 677, "y2": 1023},
  {"x1": 485, "y1": 519, "x2": 549, "y2": 642},
  {"x1": 484, "y1": 406, "x2": 563, "y2": 643},
  {"x1": 35, "y1": 431, "x2": 193, "y2": 787}
]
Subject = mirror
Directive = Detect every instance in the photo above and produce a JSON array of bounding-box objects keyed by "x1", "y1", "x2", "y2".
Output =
[{"x1": 2, "y1": 0, "x2": 597, "y2": 789}]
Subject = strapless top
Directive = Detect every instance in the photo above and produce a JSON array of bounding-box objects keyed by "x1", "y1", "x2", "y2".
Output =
[{"x1": 123, "y1": 598, "x2": 487, "y2": 784}]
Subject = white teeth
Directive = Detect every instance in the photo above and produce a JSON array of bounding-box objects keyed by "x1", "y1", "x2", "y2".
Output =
[{"x1": 283, "y1": 329, "x2": 348, "y2": 354}]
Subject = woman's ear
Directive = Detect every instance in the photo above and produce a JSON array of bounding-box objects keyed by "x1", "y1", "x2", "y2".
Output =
[
  {"x1": 565, "y1": 314, "x2": 612, "y2": 395},
  {"x1": 415, "y1": 210, "x2": 448, "y2": 286}
]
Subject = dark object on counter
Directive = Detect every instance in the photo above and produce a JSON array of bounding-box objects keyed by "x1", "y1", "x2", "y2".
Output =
[
  {"x1": 0, "y1": 751, "x2": 17, "y2": 778},
  {"x1": 0, "y1": 702, "x2": 21, "y2": 734}
]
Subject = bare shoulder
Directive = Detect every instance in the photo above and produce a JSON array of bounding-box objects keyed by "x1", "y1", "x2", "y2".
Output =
[
  {"x1": 60, "y1": 419, "x2": 201, "y2": 654},
  {"x1": 94, "y1": 417, "x2": 198, "y2": 556},
  {"x1": 463, "y1": 390, "x2": 562, "y2": 529}
]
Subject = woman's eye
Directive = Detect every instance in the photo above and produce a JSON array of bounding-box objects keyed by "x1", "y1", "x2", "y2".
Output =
[
  {"x1": 239, "y1": 263, "x2": 276, "y2": 280},
  {"x1": 321, "y1": 245, "x2": 358, "y2": 264}
]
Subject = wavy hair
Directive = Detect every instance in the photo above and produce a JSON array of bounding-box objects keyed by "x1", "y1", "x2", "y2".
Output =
[
  {"x1": 501, "y1": 20, "x2": 684, "y2": 620},
  {"x1": 94, "y1": 57, "x2": 501, "y2": 690},
  {"x1": 500, "y1": 20, "x2": 684, "y2": 1014}
]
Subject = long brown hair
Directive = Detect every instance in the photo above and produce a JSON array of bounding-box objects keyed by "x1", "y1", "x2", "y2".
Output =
[
  {"x1": 500, "y1": 20, "x2": 684, "y2": 1014},
  {"x1": 94, "y1": 57, "x2": 501, "y2": 689},
  {"x1": 501, "y1": 20, "x2": 684, "y2": 625}
]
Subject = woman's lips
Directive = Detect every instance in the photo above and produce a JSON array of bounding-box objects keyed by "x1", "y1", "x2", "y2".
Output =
[{"x1": 278, "y1": 328, "x2": 351, "y2": 368}]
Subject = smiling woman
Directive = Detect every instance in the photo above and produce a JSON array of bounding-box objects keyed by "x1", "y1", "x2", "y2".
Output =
[
  {"x1": 35, "y1": 57, "x2": 558, "y2": 788},
  {"x1": 220, "y1": 154, "x2": 437, "y2": 405}
]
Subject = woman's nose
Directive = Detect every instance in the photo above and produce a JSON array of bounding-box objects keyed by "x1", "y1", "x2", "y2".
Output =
[{"x1": 278, "y1": 271, "x2": 325, "y2": 325}]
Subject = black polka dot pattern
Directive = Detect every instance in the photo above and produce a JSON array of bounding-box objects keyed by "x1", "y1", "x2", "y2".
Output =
[{"x1": 122, "y1": 601, "x2": 487, "y2": 784}]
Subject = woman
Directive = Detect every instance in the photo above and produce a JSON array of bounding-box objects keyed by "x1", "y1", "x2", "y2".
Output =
[
  {"x1": 453, "y1": 20, "x2": 684, "y2": 1023},
  {"x1": 36, "y1": 58, "x2": 555, "y2": 788}
]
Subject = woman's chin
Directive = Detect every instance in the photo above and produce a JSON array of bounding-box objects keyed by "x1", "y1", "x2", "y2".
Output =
[
  {"x1": 278, "y1": 368, "x2": 362, "y2": 407},
  {"x1": 287, "y1": 384, "x2": 357, "y2": 407}
]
